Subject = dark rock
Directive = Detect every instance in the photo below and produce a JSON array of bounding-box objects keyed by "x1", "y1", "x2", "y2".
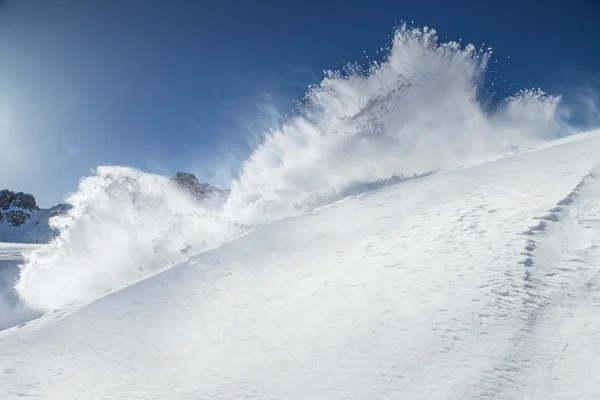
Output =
[
  {"x1": 170, "y1": 172, "x2": 201, "y2": 189},
  {"x1": 0, "y1": 189, "x2": 14, "y2": 210},
  {"x1": 5, "y1": 210, "x2": 29, "y2": 227},
  {"x1": 169, "y1": 172, "x2": 229, "y2": 206},
  {"x1": 11, "y1": 192, "x2": 37, "y2": 211},
  {"x1": 0, "y1": 189, "x2": 37, "y2": 211}
]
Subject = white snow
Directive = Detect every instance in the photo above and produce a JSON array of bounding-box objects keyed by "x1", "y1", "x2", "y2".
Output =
[
  {"x1": 15, "y1": 167, "x2": 242, "y2": 312},
  {"x1": 14, "y1": 25, "x2": 569, "y2": 315},
  {"x1": 1, "y1": 132, "x2": 600, "y2": 399}
]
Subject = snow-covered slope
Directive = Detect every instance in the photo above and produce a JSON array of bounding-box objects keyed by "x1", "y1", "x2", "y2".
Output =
[
  {"x1": 0, "y1": 202, "x2": 71, "y2": 244},
  {"x1": 1, "y1": 132, "x2": 599, "y2": 399}
]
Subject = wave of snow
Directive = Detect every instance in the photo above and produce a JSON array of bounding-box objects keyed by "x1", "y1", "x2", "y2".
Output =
[
  {"x1": 16, "y1": 25, "x2": 571, "y2": 313},
  {"x1": 16, "y1": 167, "x2": 243, "y2": 311},
  {"x1": 225, "y1": 27, "x2": 564, "y2": 225}
]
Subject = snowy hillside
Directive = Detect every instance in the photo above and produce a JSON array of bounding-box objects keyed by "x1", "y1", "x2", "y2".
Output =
[
  {"x1": 3, "y1": 25, "x2": 599, "y2": 400},
  {"x1": 1, "y1": 132, "x2": 600, "y2": 399},
  {"x1": 0, "y1": 189, "x2": 70, "y2": 244},
  {"x1": 0, "y1": 205, "x2": 72, "y2": 244}
]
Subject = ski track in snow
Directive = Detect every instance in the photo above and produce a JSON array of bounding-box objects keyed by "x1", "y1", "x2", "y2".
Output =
[
  {"x1": 1, "y1": 133, "x2": 600, "y2": 399},
  {"x1": 511, "y1": 166, "x2": 600, "y2": 399},
  {"x1": 472, "y1": 165, "x2": 600, "y2": 398}
]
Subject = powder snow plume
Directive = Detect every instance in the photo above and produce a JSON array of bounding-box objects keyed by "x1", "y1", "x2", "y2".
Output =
[
  {"x1": 16, "y1": 167, "x2": 242, "y2": 311},
  {"x1": 224, "y1": 26, "x2": 565, "y2": 224},
  {"x1": 17, "y1": 25, "x2": 567, "y2": 313}
]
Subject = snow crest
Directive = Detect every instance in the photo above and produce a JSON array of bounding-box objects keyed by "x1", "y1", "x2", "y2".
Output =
[{"x1": 224, "y1": 26, "x2": 565, "y2": 225}]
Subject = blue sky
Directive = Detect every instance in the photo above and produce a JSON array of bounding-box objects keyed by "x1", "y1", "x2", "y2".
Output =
[{"x1": 0, "y1": 0, "x2": 598, "y2": 207}]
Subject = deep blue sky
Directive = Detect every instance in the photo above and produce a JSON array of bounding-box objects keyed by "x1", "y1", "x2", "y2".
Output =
[{"x1": 1, "y1": 0, "x2": 598, "y2": 207}]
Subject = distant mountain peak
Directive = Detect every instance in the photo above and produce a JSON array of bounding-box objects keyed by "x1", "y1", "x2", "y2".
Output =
[
  {"x1": 0, "y1": 189, "x2": 38, "y2": 212},
  {"x1": 169, "y1": 172, "x2": 229, "y2": 207},
  {"x1": 0, "y1": 189, "x2": 71, "y2": 242},
  {"x1": 171, "y1": 172, "x2": 201, "y2": 187}
]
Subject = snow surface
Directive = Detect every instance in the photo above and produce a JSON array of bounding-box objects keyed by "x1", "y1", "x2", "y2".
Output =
[{"x1": 1, "y1": 132, "x2": 600, "y2": 399}]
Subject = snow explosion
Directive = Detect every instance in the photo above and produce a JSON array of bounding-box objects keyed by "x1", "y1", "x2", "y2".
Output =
[{"x1": 16, "y1": 25, "x2": 566, "y2": 312}]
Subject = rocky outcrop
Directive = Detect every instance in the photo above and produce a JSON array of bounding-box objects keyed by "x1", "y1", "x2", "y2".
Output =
[
  {"x1": 12, "y1": 192, "x2": 37, "y2": 211},
  {"x1": 0, "y1": 190, "x2": 39, "y2": 227},
  {"x1": 0, "y1": 190, "x2": 12, "y2": 210},
  {"x1": 169, "y1": 173, "x2": 229, "y2": 207},
  {"x1": 5, "y1": 210, "x2": 29, "y2": 227},
  {"x1": 0, "y1": 190, "x2": 37, "y2": 212},
  {"x1": 1, "y1": 189, "x2": 71, "y2": 242}
]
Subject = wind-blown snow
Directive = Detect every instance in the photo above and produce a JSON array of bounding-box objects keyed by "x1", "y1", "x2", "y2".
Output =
[
  {"x1": 15, "y1": 26, "x2": 571, "y2": 313},
  {"x1": 16, "y1": 167, "x2": 243, "y2": 312},
  {"x1": 224, "y1": 27, "x2": 564, "y2": 225},
  {"x1": 2, "y1": 132, "x2": 600, "y2": 399}
]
